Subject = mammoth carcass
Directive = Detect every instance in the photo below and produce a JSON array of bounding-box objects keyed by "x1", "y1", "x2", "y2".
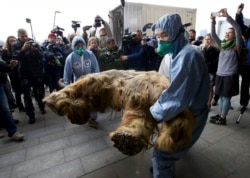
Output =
[{"x1": 43, "y1": 69, "x2": 195, "y2": 156}]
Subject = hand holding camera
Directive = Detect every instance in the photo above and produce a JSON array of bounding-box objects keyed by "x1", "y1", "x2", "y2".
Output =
[
  {"x1": 219, "y1": 8, "x2": 228, "y2": 17},
  {"x1": 211, "y1": 8, "x2": 228, "y2": 18},
  {"x1": 237, "y1": 3, "x2": 244, "y2": 14},
  {"x1": 83, "y1": 25, "x2": 92, "y2": 31},
  {"x1": 21, "y1": 41, "x2": 31, "y2": 51}
]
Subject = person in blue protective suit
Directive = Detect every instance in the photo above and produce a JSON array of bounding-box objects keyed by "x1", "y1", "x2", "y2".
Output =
[
  {"x1": 63, "y1": 36, "x2": 100, "y2": 128},
  {"x1": 149, "y1": 13, "x2": 210, "y2": 178}
]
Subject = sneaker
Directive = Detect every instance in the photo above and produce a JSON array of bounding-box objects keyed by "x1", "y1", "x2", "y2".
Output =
[
  {"x1": 210, "y1": 117, "x2": 226, "y2": 125},
  {"x1": 88, "y1": 119, "x2": 99, "y2": 128},
  {"x1": 29, "y1": 116, "x2": 36, "y2": 124},
  {"x1": 210, "y1": 114, "x2": 220, "y2": 121},
  {"x1": 40, "y1": 108, "x2": 46, "y2": 114},
  {"x1": 212, "y1": 100, "x2": 218, "y2": 106},
  {"x1": 11, "y1": 132, "x2": 25, "y2": 141}
]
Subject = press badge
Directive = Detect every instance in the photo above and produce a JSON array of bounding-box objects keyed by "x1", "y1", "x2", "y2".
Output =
[{"x1": 85, "y1": 59, "x2": 91, "y2": 67}]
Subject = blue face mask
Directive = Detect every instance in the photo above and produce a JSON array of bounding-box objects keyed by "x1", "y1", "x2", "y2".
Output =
[
  {"x1": 76, "y1": 48, "x2": 84, "y2": 56},
  {"x1": 156, "y1": 40, "x2": 174, "y2": 57}
]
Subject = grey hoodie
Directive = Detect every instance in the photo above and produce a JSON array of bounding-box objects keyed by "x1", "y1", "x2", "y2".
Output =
[{"x1": 63, "y1": 36, "x2": 100, "y2": 86}]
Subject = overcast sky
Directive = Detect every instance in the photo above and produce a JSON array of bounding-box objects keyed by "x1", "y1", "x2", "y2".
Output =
[{"x1": 0, "y1": 0, "x2": 249, "y2": 43}]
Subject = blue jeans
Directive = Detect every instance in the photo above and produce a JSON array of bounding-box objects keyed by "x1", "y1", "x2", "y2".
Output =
[
  {"x1": 219, "y1": 96, "x2": 231, "y2": 117},
  {"x1": 91, "y1": 112, "x2": 98, "y2": 121},
  {"x1": 152, "y1": 108, "x2": 209, "y2": 178},
  {"x1": 0, "y1": 85, "x2": 17, "y2": 137}
]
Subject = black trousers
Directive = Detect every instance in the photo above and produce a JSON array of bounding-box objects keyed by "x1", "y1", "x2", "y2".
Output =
[
  {"x1": 21, "y1": 76, "x2": 45, "y2": 117},
  {"x1": 240, "y1": 65, "x2": 250, "y2": 106}
]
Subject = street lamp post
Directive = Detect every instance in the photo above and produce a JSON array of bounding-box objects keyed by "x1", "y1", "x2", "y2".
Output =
[
  {"x1": 53, "y1": 11, "x2": 61, "y2": 29},
  {"x1": 26, "y1": 18, "x2": 35, "y2": 41}
]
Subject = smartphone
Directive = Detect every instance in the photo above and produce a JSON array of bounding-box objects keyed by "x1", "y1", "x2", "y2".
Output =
[{"x1": 211, "y1": 12, "x2": 220, "y2": 17}]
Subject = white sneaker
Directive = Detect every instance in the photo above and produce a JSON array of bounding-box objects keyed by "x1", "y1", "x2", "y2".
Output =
[{"x1": 11, "y1": 132, "x2": 25, "y2": 141}]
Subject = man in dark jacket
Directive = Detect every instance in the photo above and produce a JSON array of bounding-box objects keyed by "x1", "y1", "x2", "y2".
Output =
[
  {"x1": 0, "y1": 56, "x2": 25, "y2": 141},
  {"x1": 235, "y1": 3, "x2": 250, "y2": 112},
  {"x1": 41, "y1": 33, "x2": 65, "y2": 93},
  {"x1": 11, "y1": 28, "x2": 46, "y2": 124},
  {"x1": 120, "y1": 30, "x2": 148, "y2": 71}
]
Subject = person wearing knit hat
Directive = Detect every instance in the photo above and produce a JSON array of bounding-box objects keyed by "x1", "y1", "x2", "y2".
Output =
[
  {"x1": 41, "y1": 31, "x2": 65, "y2": 93},
  {"x1": 63, "y1": 36, "x2": 100, "y2": 128},
  {"x1": 48, "y1": 33, "x2": 56, "y2": 39},
  {"x1": 149, "y1": 13, "x2": 209, "y2": 178}
]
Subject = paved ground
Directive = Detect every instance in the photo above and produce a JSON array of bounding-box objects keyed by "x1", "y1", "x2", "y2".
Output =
[{"x1": 0, "y1": 91, "x2": 250, "y2": 178}]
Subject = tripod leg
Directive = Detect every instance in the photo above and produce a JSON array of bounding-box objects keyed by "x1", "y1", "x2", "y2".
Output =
[{"x1": 236, "y1": 114, "x2": 242, "y2": 124}]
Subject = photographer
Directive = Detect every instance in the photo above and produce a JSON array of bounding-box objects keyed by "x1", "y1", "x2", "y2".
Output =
[
  {"x1": 188, "y1": 29, "x2": 203, "y2": 46},
  {"x1": 41, "y1": 33, "x2": 65, "y2": 93},
  {"x1": 120, "y1": 30, "x2": 148, "y2": 71},
  {"x1": 11, "y1": 28, "x2": 46, "y2": 124},
  {"x1": 98, "y1": 37, "x2": 125, "y2": 71},
  {"x1": 142, "y1": 34, "x2": 163, "y2": 71},
  {"x1": 51, "y1": 26, "x2": 69, "y2": 45},
  {"x1": 90, "y1": 15, "x2": 112, "y2": 49}
]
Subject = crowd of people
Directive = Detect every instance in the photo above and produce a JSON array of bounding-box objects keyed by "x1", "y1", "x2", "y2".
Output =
[
  {"x1": 0, "y1": 3, "x2": 250, "y2": 178},
  {"x1": 0, "y1": 14, "x2": 160, "y2": 136}
]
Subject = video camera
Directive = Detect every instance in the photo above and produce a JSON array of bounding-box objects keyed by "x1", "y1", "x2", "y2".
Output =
[
  {"x1": 183, "y1": 22, "x2": 192, "y2": 28},
  {"x1": 45, "y1": 44, "x2": 64, "y2": 66},
  {"x1": 122, "y1": 28, "x2": 137, "y2": 46},
  {"x1": 94, "y1": 16, "x2": 103, "y2": 27},
  {"x1": 28, "y1": 39, "x2": 39, "y2": 48},
  {"x1": 72, "y1": 20, "x2": 80, "y2": 33},
  {"x1": 51, "y1": 26, "x2": 64, "y2": 36}
]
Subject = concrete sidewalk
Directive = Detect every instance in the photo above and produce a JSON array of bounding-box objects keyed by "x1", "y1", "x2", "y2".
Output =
[{"x1": 0, "y1": 92, "x2": 249, "y2": 178}]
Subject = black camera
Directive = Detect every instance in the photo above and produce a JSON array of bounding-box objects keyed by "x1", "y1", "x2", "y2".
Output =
[
  {"x1": 52, "y1": 26, "x2": 64, "y2": 36},
  {"x1": 122, "y1": 28, "x2": 137, "y2": 46},
  {"x1": 94, "y1": 16, "x2": 103, "y2": 27},
  {"x1": 45, "y1": 44, "x2": 64, "y2": 66},
  {"x1": 72, "y1": 20, "x2": 80, "y2": 33},
  {"x1": 142, "y1": 35, "x2": 151, "y2": 42},
  {"x1": 183, "y1": 22, "x2": 192, "y2": 28},
  {"x1": 104, "y1": 51, "x2": 118, "y2": 63},
  {"x1": 28, "y1": 39, "x2": 38, "y2": 47}
]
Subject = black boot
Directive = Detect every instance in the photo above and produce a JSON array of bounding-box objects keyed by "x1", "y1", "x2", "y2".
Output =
[{"x1": 29, "y1": 116, "x2": 36, "y2": 124}]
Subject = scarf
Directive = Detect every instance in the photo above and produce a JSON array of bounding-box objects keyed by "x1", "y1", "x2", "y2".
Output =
[{"x1": 221, "y1": 38, "x2": 235, "y2": 50}]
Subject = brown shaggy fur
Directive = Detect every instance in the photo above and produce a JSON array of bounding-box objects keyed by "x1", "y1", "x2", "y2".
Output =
[
  {"x1": 43, "y1": 70, "x2": 196, "y2": 155},
  {"x1": 154, "y1": 108, "x2": 196, "y2": 153}
]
